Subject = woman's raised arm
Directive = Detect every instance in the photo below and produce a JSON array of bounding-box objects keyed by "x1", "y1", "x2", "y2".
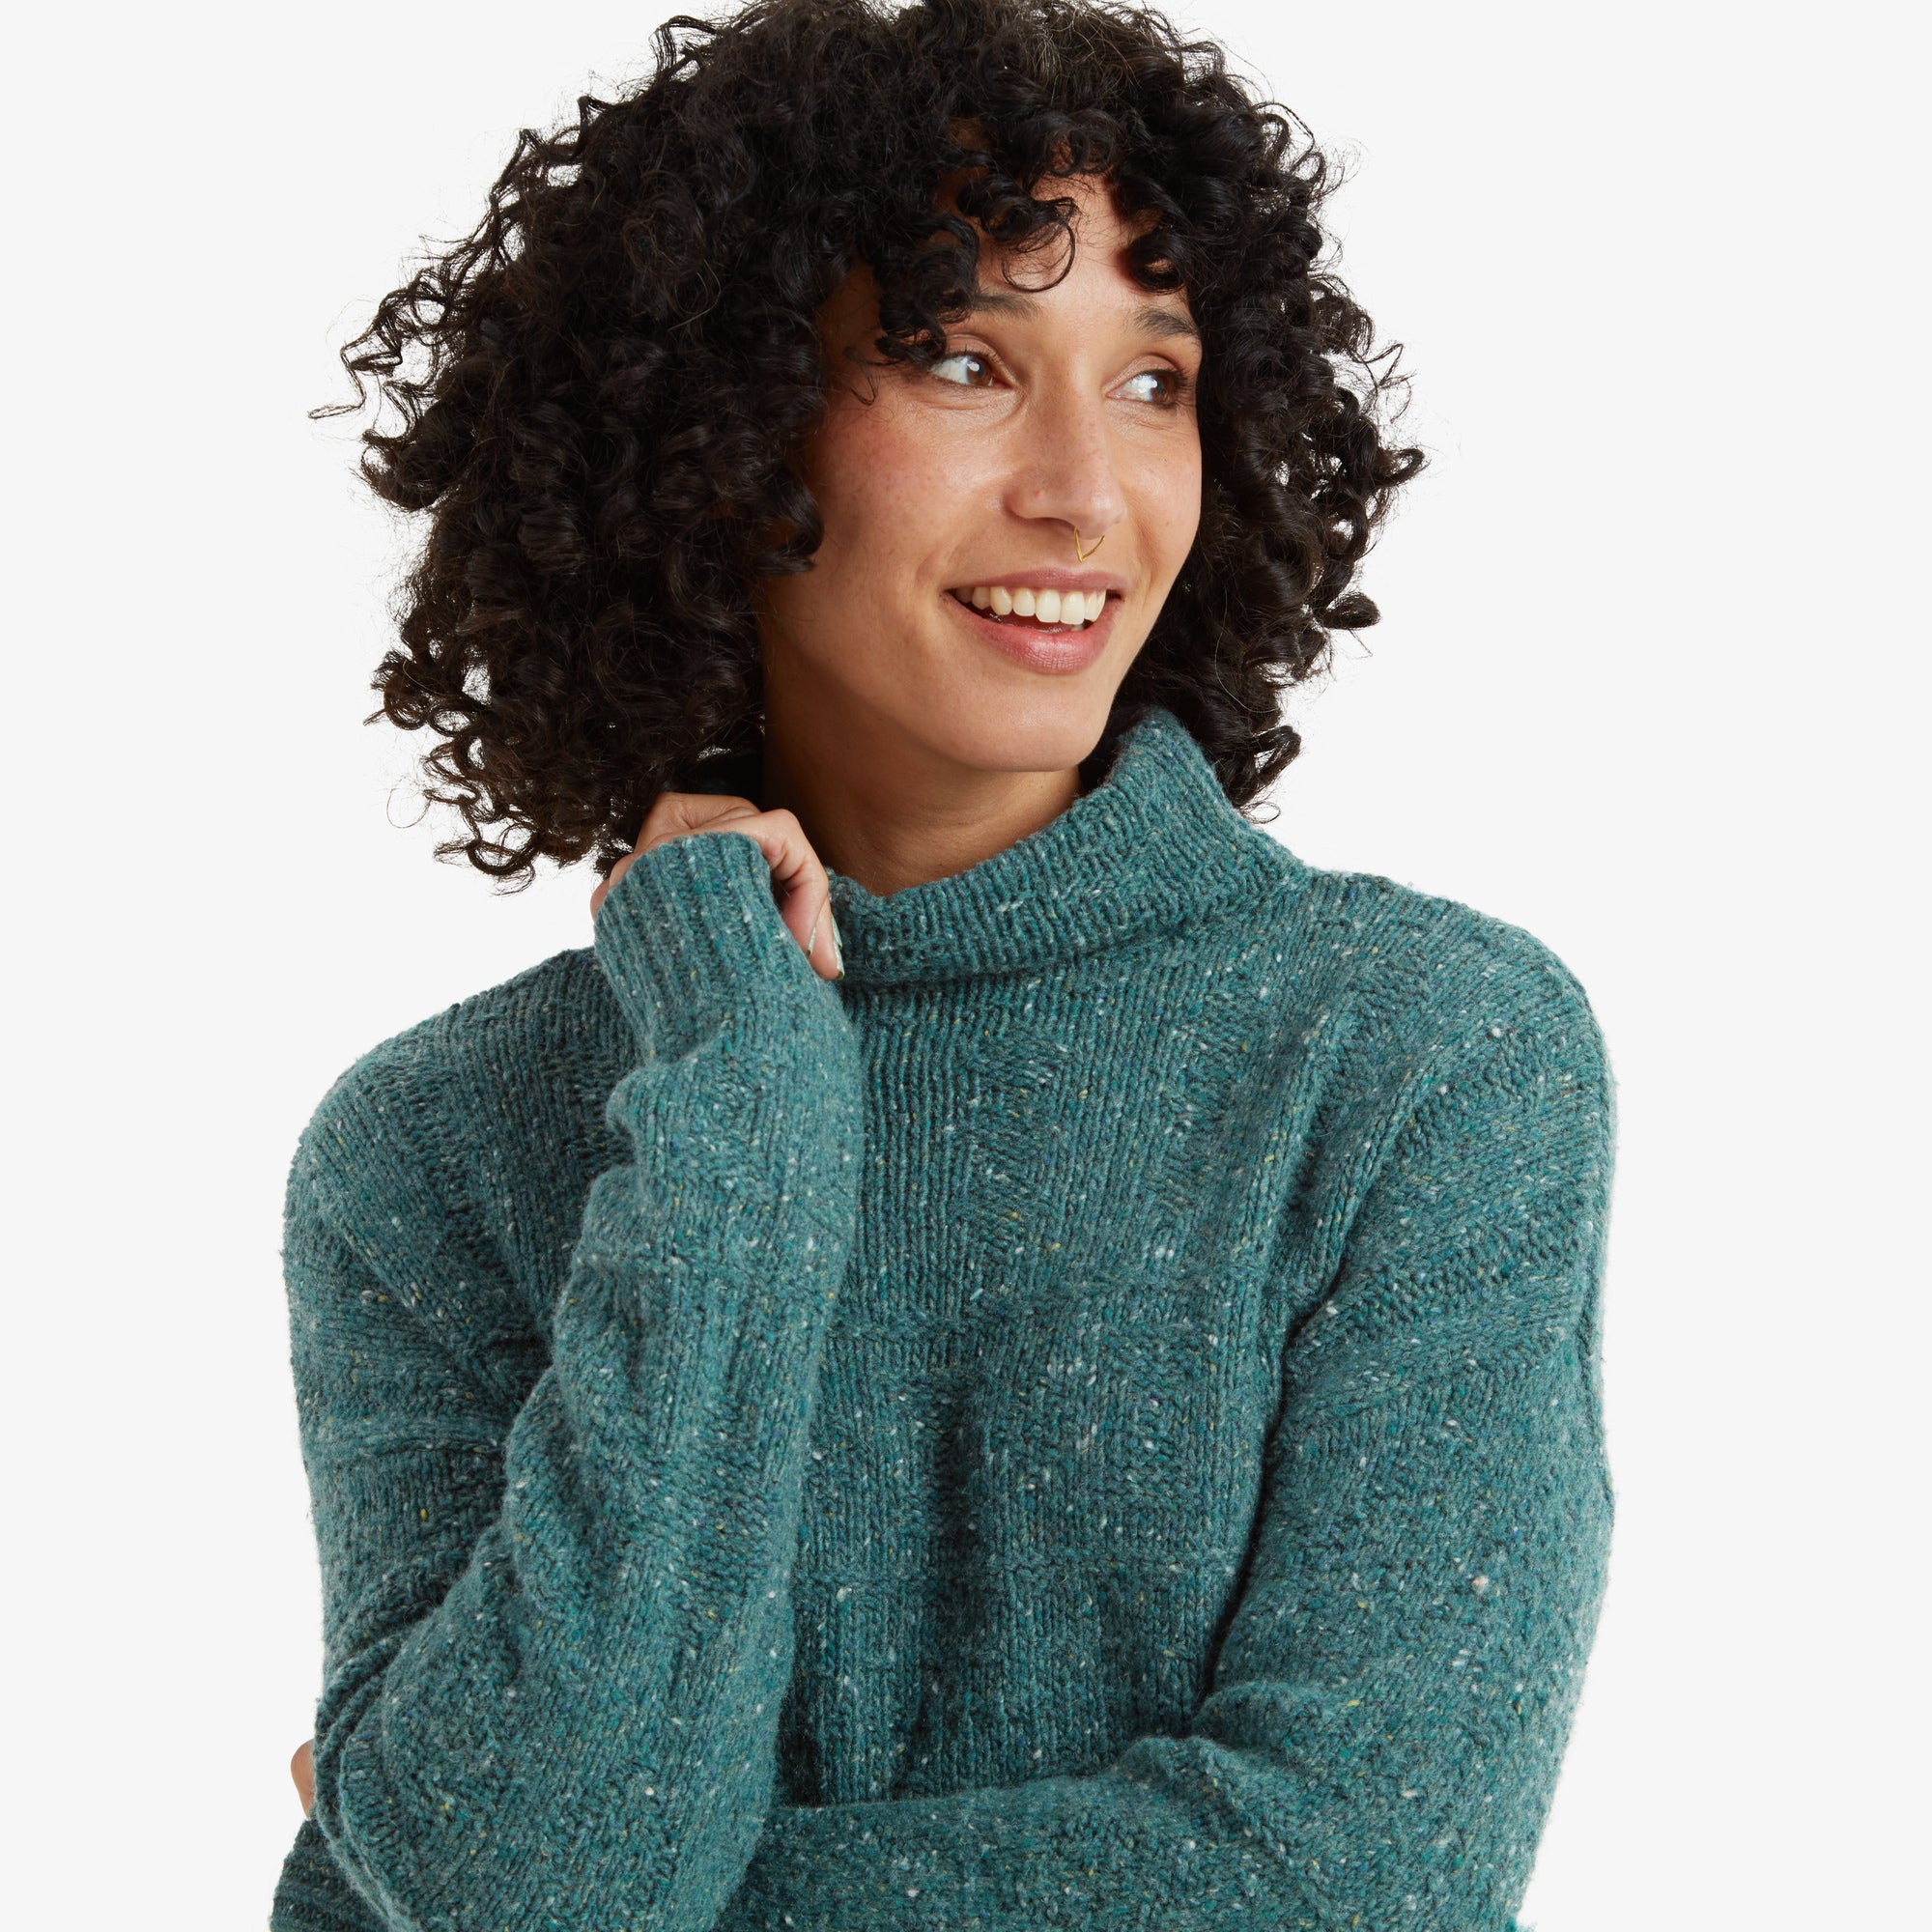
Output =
[{"x1": 275, "y1": 826, "x2": 862, "y2": 1931}]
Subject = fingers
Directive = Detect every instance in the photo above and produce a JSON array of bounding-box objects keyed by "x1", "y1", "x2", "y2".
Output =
[
  {"x1": 292, "y1": 1738, "x2": 315, "y2": 1818},
  {"x1": 733, "y1": 807, "x2": 841, "y2": 981},
  {"x1": 590, "y1": 792, "x2": 842, "y2": 981}
]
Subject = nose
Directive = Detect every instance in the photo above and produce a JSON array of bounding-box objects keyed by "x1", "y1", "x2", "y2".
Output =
[{"x1": 1001, "y1": 385, "x2": 1127, "y2": 556}]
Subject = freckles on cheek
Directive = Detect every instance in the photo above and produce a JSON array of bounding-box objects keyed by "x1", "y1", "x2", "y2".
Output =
[
  {"x1": 1149, "y1": 460, "x2": 1204, "y2": 580},
  {"x1": 817, "y1": 428, "x2": 956, "y2": 573}
]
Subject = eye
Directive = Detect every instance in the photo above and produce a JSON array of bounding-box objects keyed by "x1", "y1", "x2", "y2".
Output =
[
  {"x1": 930, "y1": 350, "x2": 995, "y2": 387},
  {"x1": 1118, "y1": 367, "x2": 1188, "y2": 407}
]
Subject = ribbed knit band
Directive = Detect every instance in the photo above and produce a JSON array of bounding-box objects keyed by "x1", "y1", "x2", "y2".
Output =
[
  {"x1": 270, "y1": 1820, "x2": 384, "y2": 1932},
  {"x1": 594, "y1": 827, "x2": 813, "y2": 1057}
]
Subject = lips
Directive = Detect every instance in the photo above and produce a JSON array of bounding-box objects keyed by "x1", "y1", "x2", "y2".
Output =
[{"x1": 944, "y1": 583, "x2": 1115, "y2": 673}]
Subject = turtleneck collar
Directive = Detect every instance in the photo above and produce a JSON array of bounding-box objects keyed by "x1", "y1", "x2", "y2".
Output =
[{"x1": 695, "y1": 705, "x2": 1303, "y2": 988}]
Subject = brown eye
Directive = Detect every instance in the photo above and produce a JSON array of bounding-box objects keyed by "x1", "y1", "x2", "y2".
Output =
[
  {"x1": 1120, "y1": 368, "x2": 1185, "y2": 406},
  {"x1": 930, "y1": 350, "x2": 993, "y2": 387}
]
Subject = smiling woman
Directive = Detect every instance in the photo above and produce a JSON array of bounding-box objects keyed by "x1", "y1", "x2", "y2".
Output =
[
  {"x1": 318, "y1": 0, "x2": 1424, "y2": 887},
  {"x1": 275, "y1": 4, "x2": 1617, "y2": 1930},
  {"x1": 759, "y1": 177, "x2": 1207, "y2": 810}
]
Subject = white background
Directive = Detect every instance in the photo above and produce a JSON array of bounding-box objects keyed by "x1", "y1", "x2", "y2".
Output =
[{"x1": 4, "y1": 3, "x2": 1923, "y2": 1924}]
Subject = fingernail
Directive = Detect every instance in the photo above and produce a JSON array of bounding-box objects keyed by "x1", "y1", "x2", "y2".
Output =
[
  {"x1": 807, "y1": 908, "x2": 823, "y2": 961},
  {"x1": 828, "y1": 905, "x2": 845, "y2": 980}
]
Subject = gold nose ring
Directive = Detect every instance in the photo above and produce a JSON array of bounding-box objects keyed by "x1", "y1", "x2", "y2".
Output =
[{"x1": 1072, "y1": 526, "x2": 1106, "y2": 562}]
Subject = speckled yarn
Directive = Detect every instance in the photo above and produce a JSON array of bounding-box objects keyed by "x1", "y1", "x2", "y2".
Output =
[{"x1": 271, "y1": 704, "x2": 1617, "y2": 1932}]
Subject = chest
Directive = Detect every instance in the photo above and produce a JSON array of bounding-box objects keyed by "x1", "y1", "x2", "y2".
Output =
[
  {"x1": 821, "y1": 974, "x2": 1315, "y2": 1524},
  {"x1": 770, "y1": 964, "x2": 1329, "y2": 1802}
]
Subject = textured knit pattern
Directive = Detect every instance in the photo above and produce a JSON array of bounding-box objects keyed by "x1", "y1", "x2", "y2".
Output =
[{"x1": 270, "y1": 705, "x2": 1618, "y2": 1932}]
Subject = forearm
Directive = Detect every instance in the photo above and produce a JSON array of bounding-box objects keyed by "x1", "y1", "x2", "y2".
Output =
[
  {"x1": 708, "y1": 1345, "x2": 1611, "y2": 1932},
  {"x1": 295, "y1": 832, "x2": 864, "y2": 1930}
]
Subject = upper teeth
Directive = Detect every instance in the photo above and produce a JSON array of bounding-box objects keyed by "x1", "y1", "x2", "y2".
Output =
[{"x1": 960, "y1": 586, "x2": 1107, "y2": 626}]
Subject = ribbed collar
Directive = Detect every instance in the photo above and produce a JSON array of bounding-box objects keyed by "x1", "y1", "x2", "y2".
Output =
[{"x1": 696, "y1": 706, "x2": 1302, "y2": 988}]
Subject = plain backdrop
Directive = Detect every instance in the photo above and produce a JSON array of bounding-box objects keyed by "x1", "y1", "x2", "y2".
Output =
[{"x1": 3, "y1": 2, "x2": 1924, "y2": 1924}]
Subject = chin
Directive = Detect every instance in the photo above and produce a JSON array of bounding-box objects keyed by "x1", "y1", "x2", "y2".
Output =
[{"x1": 914, "y1": 681, "x2": 1123, "y2": 777}]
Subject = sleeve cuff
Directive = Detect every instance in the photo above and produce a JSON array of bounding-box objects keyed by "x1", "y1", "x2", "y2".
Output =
[
  {"x1": 594, "y1": 828, "x2": 814, "y2": 1056},
  {"x1": 270, "y1": 1817, "x2": 387, "y2": 1931}
]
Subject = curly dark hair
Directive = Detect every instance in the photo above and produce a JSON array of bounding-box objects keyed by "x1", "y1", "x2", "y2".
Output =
[{"x1": 319, "y1": 0, "x2": 1425, "y2": 884}]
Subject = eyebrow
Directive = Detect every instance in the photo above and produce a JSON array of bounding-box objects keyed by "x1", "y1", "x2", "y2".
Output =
[{"x1": 960, "y1": 287, "x2": 1201, "y2": 344}]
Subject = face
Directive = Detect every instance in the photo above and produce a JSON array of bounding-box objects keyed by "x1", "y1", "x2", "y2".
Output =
[{"x1": 757, "y1": 173, "x2": 1204, "y2": 780}]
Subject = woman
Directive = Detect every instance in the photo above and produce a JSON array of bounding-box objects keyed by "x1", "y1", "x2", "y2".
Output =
[{"x1": 275, "y1": 2, "x2": 1617, "y2": 1927}]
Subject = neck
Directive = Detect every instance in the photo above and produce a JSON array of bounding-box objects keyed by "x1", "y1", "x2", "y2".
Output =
[
  {"x1": 757, "y1": 682, "x2": 1086, "y2": 899},
  {"x1": 675, "y1": 700, "x2": 1287, "y2": 989}
]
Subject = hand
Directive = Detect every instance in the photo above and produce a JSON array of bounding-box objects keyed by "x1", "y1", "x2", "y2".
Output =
[
  {"x1": 591, "y1": 793, "x2": 843, "y2": 981},
  {"x1": 292, "y1": 1737, "x2": 314, "y2": 1818}
]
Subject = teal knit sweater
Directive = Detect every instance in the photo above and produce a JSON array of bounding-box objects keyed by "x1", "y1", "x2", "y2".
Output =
[{"x1": 271, "y1": 705, "x2": 1616, "y2": 1932}]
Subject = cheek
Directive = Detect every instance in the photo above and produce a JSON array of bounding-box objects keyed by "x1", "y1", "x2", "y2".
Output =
[
  {"x1": 807, "y1": 401, "x2": 967, "y2": 582},
  {"x1": 1139, "y1": 434, "x2": 1203, "y2": 582}
]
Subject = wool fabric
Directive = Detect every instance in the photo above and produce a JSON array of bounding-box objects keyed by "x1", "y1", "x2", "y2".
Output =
[{"x1": 270, "y1": 703, "x2": 1617, "y2": 1932}]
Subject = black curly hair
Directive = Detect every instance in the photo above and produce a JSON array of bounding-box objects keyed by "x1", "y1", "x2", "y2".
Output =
[{"x1": 319, "y1": 0, "x2": 1425, "y2": 885}]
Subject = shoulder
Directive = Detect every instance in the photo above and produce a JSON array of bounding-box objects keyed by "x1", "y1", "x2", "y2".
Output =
[
  {"x1": 1271, "y1": 873, "x2": 1622, "y2": 1411},
  {"x1": 280, "y1": 952, "x2": 619, "y2": 1420},
  {"x1": 1203, "y1": 841, "x2": 1614, "y2": 1166},
  {"x1": 1240, "y1": 843, "x2": 1608, "y2": 1076},
  {"x1": 288, "y1": 945, "x2": 619, "y2": 1238}
]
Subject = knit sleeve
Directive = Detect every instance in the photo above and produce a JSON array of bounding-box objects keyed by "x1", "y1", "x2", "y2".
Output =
[
  {"x1": 272, "y1": 830, "x2": 864, "y2": 1932},
  {"x1": 708, "y1": 955, "x2": 1618, "y2": 1932}
]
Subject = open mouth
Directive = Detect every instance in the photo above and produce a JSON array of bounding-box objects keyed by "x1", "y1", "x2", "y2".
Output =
[{"x1": 948, "y1": 585, "x2": 1109, "y2": 634}]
